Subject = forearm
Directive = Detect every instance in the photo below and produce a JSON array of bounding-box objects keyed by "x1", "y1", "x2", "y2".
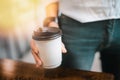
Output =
[
  {"x1": 46, "y1": 1, "x2": 58, "y2": 17},
  {"x1": 44, "y1": 1, "x2": 59, "y2": 26}
]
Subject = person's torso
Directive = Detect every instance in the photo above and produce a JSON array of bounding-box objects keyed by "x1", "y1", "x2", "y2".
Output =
[{"x1": 60, "y1": 0, "x2": 120, "y2": 23}]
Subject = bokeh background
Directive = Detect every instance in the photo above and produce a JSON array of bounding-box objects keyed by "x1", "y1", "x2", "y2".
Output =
[{"x1": 0, "y1": 0, "x2": 47, "y2": 59}]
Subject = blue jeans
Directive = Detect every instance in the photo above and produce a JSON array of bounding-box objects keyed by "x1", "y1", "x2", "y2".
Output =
[{"x1": 59, "y1": 14, "x2": 120, "y2": 80}]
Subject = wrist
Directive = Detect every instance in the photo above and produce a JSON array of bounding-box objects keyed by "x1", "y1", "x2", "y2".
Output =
[{"x1": 43, "y1": 17, "x2": 58, "y2": 27}]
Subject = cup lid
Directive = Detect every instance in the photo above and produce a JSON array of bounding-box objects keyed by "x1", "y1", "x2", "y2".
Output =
[{"x1": 32, "y1": 27, "x2": 62, "y2": 41}]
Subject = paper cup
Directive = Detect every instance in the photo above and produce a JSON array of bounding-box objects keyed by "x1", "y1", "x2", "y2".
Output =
[{"x1": 32, "y1": 27, "x2": 62, "y2": 69}]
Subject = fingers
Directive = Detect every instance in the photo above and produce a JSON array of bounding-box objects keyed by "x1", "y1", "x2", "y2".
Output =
[
  {"x1": 30, "y1": 39, "x2": 39, "y2": 53},
  {"x1": 31, "y1": 50, "x2": 42, "y2": 67},
  {"x1": 30, "y1": 40, "x2": 42, "y2": 67},
  {"x1": 62, "y1": 42, "x2": 67, "y2": 53}
]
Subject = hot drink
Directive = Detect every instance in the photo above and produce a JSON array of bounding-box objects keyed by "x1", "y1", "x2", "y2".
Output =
[{"x1": 32, "y1": 27, "x2": 62, "y2": 69}]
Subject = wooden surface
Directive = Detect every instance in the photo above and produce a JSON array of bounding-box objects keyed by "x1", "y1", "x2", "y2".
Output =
[{"x1": 0, "y1": 59, "x2": 114, "y2": 80}]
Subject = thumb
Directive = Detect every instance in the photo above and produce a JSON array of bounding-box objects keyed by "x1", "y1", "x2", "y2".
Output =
[{"x1": 48, "y1": 21, "x2": 59, "y2": 28}]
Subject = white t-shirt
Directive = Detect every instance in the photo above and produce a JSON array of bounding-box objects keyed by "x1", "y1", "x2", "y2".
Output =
[
  {"x1": 47, "y1": 0, "x2": 120, "y2": 23},
  {"x1": 45, "y1": 0, "x2": 120, "y2": 23}
]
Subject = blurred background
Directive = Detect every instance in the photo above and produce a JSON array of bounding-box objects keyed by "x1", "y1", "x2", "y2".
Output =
[
  {"x1": 0, "y1": 0, "x2": 46, "y2": 59},
  {"x1": 0, "y1": 0, "x2": 102, "y2": 72}
]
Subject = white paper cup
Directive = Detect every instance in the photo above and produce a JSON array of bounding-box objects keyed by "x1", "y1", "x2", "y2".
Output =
[{"x1": 32, "y1": 27, "x2": 62, "y2": 69}]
